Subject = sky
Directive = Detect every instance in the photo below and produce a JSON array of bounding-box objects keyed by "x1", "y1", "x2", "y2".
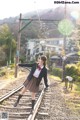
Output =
[{"x1": 0, "y1": 0, "x2": 80, "y2": 20}]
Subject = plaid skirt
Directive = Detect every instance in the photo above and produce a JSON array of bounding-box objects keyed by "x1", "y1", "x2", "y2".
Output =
[{"x1": 23, "y1": 77, "x2": 39, "y2": 93}]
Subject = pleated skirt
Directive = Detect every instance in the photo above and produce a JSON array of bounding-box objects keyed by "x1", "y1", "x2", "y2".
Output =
[{"x1": 23, "y1": 77, "x2": 39, "y2": 93}]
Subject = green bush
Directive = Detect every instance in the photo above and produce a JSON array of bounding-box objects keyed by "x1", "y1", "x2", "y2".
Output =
[
  {"x1": 72, "y1": 75, "x2": 77, "y2": 81},
  {"x1": 0, "y1": 69, "x2": 6, "y2": 77},
  {"x1": 76, "y1": 62, "x2": 80, "y2": 67},
  {"x1": 29, "y1": 60, "x2": 35, "y2": 63},
  {"x1": 72, "y1": 75, "x2": 80, "y2": 82},
  {"x1": 65, "y1": 63, "x2": 80, "y2": 82},
  {"x1": 20, "y1": 56, "x2": 26, "y2": 63},
  {"x1": 76, "y1": 62, "x2": 80, "y2": 76},
  {"x1": 51, "y1": 68, "x2": 62, "y2": 78},
  {"x1": 76, "y1": 76, "x2": 80, "y2": 82},
  {"x1": 10, "y1": 63, "x2": 15, "y2": 69},
  {"x1": 65, "y1": 64, "x2": 78, "y2": 77}
]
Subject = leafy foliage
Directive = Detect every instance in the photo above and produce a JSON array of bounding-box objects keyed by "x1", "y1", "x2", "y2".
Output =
[
  {"x1": 0, "y1": 24, "x2": 16, "y2": 65},
  {"x1": 51, "y1": 67, "x2": 62, "y2": 78},
  {"x1": 65, "y1": 63, "x2": 80, "y2": 82}
]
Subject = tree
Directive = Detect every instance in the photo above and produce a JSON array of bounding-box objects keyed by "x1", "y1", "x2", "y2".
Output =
[
  {"x1": 0, "y1": 24, "x2": 16, "y2": 65},
  {"x1": 72, "y1": 21, "x2": 80, "y2": 51},
  {"x1": 0, "y1": 47, "x2": 6, "y2": 66}
]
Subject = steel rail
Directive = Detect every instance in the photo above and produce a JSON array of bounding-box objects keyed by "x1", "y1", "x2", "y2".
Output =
[
  {"x1": 0, "y1": 67, "x2": 30, "y2": 103},
  {"x1": 0, "y1": 66, "x2": 45, "y2": 120},
  {"x1": 0, "y1": 85, "x2": 23, "y2": 103},
  {"x1": 27, "y1": 88, "x2": 44, "y2": 120}
]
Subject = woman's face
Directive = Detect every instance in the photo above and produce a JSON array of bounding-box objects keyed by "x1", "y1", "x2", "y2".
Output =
[{"x1": 38, "y1": 57, "x2": 44, "y2": 65}]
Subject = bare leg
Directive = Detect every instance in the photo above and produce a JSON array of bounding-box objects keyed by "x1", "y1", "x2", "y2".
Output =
[
  {"x1": 31, "y1": 92, "x2": 36, "y2": 100},
  {"x1": 20, "y1": 86, "x2": 27, "y2": 95}
]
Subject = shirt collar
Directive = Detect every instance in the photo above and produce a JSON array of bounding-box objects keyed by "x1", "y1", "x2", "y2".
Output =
[{"x1": 41, "y1": 66, "x2": 44, "y2": 69}]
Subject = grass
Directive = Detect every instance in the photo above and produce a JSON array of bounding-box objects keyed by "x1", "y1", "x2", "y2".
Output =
[
  {"x1": 74, "y1": 82, "x2": 80, "y2": 95},
  {"x1": 62, "y1": 81, "x2": 80, "y2": 115},
  {"x1": 49, "y1": 74, "x2": 80, "y2": 115},
  {"x1": 49, "y1": 75, "x2": 61, "y2": 81},
  {"x1": 49, "y1": 74, "x2": 80, "y2": 94}
]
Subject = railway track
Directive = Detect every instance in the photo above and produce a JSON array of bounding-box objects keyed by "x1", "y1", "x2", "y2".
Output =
[
  {"x1": 0, "y1": 67, "x2": 52, "y2": 120},
  {"x1": 34, "y1": 88, "x2": 51, "y2": 120},
  {"x1": 0, "y1": 67, "x2": 29, "y2": 97},
  {"x1": 1, "y1": 73, "x2": 76, "y2": 120},
  {"x1": 0, "y1": 84, "x2": 41, "y2": 120},
  {"x1": 0, "y1": 81, "x2": 51, "y2": 120}
]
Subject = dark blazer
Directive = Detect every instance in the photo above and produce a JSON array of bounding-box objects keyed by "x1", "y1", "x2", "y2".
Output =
[{"x1": 18, "y1": 63, "x2": 48, "y2": 87}]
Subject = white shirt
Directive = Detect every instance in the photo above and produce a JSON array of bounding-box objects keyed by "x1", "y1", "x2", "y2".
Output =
[
  {"x1": 66, "y1": 76, "x2": 73, "y2": 81},
  {"x1": 33, "y1": 66, "x2": 44, "y2": 78}
]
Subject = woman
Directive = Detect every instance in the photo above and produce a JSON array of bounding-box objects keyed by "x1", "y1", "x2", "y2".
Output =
[{"x1": 14, "y1": 55, "x2": 48, "y2": 112}]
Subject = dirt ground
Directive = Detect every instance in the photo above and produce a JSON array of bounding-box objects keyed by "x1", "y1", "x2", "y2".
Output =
[
  {"x1": 0, "y1": 73, "x2": 80, "y2": 120},
  {"x1": 49, "y1": 76, "x2": 80, "y2": 120}
]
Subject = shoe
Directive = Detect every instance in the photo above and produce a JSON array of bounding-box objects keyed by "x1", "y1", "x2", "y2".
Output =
[
  {"x1": 30, "y1": 109, "x2": 34, "y2": 114},
  {"x1": 14, "y1": 101, "x2": 18, "y2": 107}
]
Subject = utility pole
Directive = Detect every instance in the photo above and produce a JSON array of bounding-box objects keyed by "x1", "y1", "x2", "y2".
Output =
[
  {"x1": 14, "y1": 13, "x2": 60, "y2": 78},
  {"x1": 15, "y1": 13, "x2": 22, "y2": 78},
  {"x1": 64, "y1": 0, "x2": 67, "y2": 54},
  {"x1": 62, "y1": 0, "x2": 67, "y2": 82},
  {"x1": 62, "y1": 0, "x2": 69, "y2": 89}
]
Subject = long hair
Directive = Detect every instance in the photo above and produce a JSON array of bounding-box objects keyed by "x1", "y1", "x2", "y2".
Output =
[{"x1": 41, "y1": 55, "x2": 47, "y2": 67}]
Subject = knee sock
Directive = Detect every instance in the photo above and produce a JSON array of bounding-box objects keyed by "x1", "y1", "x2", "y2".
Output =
[
  {"x1": 14, "y1": 94, "x2": 23, "y2": 107},
  {"x1": 17, "y1": 94, "x2": 23, "y2": 103},
  {"x1": 32, "y1": 100, "x2": 35, "y2": 110}
]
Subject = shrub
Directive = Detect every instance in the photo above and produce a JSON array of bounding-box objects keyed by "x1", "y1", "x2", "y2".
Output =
[
  {"x1": 76, "y1": 62, "x2": 80, "y2": 67},
  {"x1": 76, "y1": 76, "x2": 80, "y2": 82},
  {"x1": 76, "y1": 62, "x2": 80, "y2": 75},
  {"x1": 20, "y1": 56, "x2": 26, "y2": 63},
  {"x1": 10, "y1": 63, "x2": 15, "y2": 69},
  {"x1": 65, "y1": 64, "x2": 78, "y2": 77},
  {"x1": 51, "y1": 68, "x2": 62, "y2": 78},
  {"x1": 72, "y1": 75, "x2": 78, "y2": 81},
  {"x1": 65, "y1": 63, "x2": 80, "y2": 82},
  {"x1": 0, "y1": 69, "x2": 6, "y2": 77},
  {"x1": 72, "y1": 75, "x2": 80, "y2": 82}
]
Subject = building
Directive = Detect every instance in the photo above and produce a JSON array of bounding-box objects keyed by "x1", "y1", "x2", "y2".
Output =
[
  {"x1": 26, "y1": 38, "x2": 64, "y2": 61},
  {"x1": 26, "y1": 37, "x2": 78, "y2": 61}
]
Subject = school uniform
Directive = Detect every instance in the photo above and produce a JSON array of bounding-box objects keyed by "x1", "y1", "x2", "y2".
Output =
[{"x1": 18, "y1": 62, "x2": 48, "y2": 93}]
